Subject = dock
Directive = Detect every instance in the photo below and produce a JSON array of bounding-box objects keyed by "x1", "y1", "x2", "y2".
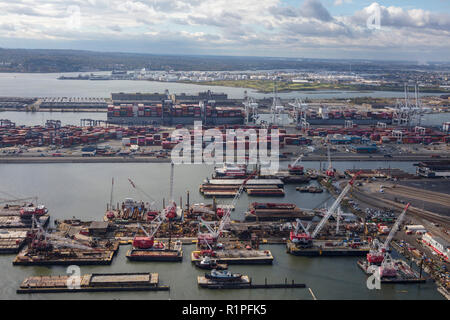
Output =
[
  {"x1": 17, "y1": 272, "x2": 169, "y2": 294},
  {"x1": 192, "y1": 249, "x2": 274, "y2": 265},
  {"x1": 197, "y1": 276, "x2": 306, "y2": 289},
  {"x1": 287, "y1": 240, "x2": 370, "y2": 257}
]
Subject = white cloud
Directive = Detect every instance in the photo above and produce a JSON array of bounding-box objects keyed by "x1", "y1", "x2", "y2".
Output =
[{"x1": 0, "y1": 1, "x2": 448, "y2": 60}]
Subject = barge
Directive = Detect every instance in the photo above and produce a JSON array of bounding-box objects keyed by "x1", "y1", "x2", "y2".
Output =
[
  {"x1": 13, "y1": 241, "x2": 120, "y2": 266},
  {"x1": 17, "y1": 272, "x2": 169, "y2": 294},
  {"x1": 245, "y1": 202, "x2": 313, "y2": 222},
  {"x1": 0, "y1": 215, "x2": 49, "y2": 229},
  {"x1": 0, "y1": 229, "x2": 28, "y2": 253},
  {"x1": 192, "y1": 249, "x2": 273, "y2": 265},
  {"x1": 126, "y1": 240, "x2": 183, "y2": 262},
  {"x1": 286, "y1": 240, "x2": 370, "y2": 257}
]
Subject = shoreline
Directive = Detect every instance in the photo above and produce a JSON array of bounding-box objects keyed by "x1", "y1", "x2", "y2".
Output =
[{"x1": 0, "y1": 155, "x2": 447, "y2": 164}]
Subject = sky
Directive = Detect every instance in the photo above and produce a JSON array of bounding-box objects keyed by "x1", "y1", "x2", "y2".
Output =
[{"x1": 0, "y1": 0, "x2": 449, "y2": 62}]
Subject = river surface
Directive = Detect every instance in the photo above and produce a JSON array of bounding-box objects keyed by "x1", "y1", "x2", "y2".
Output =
[
  {"x1": 0, "y1": 162, "x2": 443, "y2": 300},
  {"x1": 0, "y1": 72, "x2": 445, "y2": 100}
]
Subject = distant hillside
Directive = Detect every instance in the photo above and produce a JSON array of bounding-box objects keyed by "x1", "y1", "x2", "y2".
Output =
[{"x1": 0, "y1": 48, "x2": 448, "y2": 73}]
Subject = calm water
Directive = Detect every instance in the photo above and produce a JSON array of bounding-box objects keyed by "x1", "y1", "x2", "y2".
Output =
[
  {"x1": 0, "y1": 162, "x2": 443, "y2": 300},
  {"x1": 0, "y1": 72, "x2": 444, "y2": 100}
]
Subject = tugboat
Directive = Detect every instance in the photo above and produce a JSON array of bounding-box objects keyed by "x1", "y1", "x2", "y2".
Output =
[
  {"x1": 205, "y1": 269, "x2": 242, "y2": 282},
  {"x1": 195, "y1": 256, "x2": 228, "y2": 270}
]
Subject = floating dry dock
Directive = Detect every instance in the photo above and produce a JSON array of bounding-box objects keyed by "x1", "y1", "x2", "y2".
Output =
[
  {"x1": 17, "y1": 272, "x2": 169, "y2": 294},
  {"x1": 13, "y1": 241, "x2": 120, "y2": 266},
  {"x1": 192, "y1": 249, "x2": 273, "y2": 265},
  {"x1": 197, "y1": 276, "x2": 306, "y2": 289}
]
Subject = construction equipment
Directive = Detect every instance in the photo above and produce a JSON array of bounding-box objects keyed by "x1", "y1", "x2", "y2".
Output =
[
  {"x1": 288, "y1": 154, "x2": 304, "y2": 175},
  {"x1": 325, "y1": 145, "x2": 335, "y2": 177},
  {"x1": 29, "y1": 215, "x2": 93, "y2": 252},
  {"x1": 290, "y1": 172, "x2": 361, "y2": 246},
  {"x1": 198, "y1": 171, "x2": 257, "y2": 244},
  {"x1": 132, "y1": 216, "x2": 165, "y2": 249},
  {"x1": 163, "y1": 162, "x2": 178, "y2": 220},
  {"x1": 367, "y1": 203, "x2": 410, "y2": 264}
]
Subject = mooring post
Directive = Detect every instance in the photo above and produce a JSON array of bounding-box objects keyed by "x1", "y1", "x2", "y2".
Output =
[
  {"x1": 265, "y1": 278, "x2": 267, "y2": 285},
  {"x1": 285, "y1": 278, "x2": 287, "y2": 285}
]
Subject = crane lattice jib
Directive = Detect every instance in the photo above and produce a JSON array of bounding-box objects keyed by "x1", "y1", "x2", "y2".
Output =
[
  {"x1": 310, "y1": 172, "x2": 361, "y2": 239},
  {"x1": 217, "y1": 171, "x2": 257, "y2": 236},
  {"x1": 291, "y1": 154, "x2": 304, "y2": 167},
  {"x1": 128, "y1": 178, "x2": 156, "y2": 208},
  {"x1": 382, "y1": 203, "x2": 410, "y2": 251}
]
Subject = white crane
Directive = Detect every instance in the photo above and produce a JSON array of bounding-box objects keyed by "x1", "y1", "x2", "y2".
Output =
[
  {"x1": 310, "y1": 173, "x2": 360, "y2": 238},
  {"x1": 128, "y1": 178, "x2": 156, "y2": 210},
  {"x1": 198, "y1": 171, "x2": 256, "y2": 243},
  {"x1": 325, "y1": 145, "x2": 335, "y2": 177},
  {"x1": 290, "y1": 172, "x2": 361, "y2": 244},
  {"x1": 290, "y1": 154, "x2": 304, "y2": 168},
  {"x1": 367, "y1": 203, "x2": 410, "y2": 264}
]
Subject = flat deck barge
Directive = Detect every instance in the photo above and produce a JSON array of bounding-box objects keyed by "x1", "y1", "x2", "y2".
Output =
[
  {"x1": 286, "y1": 240, "x2": 370, "y2": 257},
  {"x1": 126, "y1": 241, "x2": 183, "y2": 261},
  {"x1": 0, "y1": 229, "x2": 28, "y2": 253},
  {"x1": 0, "y1": 215, "x2": 49, "y2": 228},
  {"x1": 192, "y1": 249, "x2": 273, "y2": 265},
  {"x1": 17, "y1": 272, "x2": 169, "y2": 293},
  {"x1": 13, "y1": 241, "x2": 120, "y2": 266}
]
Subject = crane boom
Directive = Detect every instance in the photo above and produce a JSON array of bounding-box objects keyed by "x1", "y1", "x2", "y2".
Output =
[
  {"x1": 311, "y1": 172, "x2": 360, "y2": 238},
  {"x1": 128, "y1": 178, "x2": 156, "y2": 208},
  {"x1": 199, "y1": 171, "x2": 257, "y2": 239},
  {"x1": 291, "y1": 154, "x2": 303, "y2": 167},
  {"x1": 382, "y1": 203, "x2": 410, "y2": 251},
  {"x1": 109, "y1": 177, "x2": 114, "y2": 209}
]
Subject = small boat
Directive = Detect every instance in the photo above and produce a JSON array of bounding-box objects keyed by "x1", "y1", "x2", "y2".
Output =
[
  {"x1": 195, "y1": 256, "x2": 228, "y2": 270},
  {"x1": 205, "y1": 269, "x2": 242, "y2": 282}
]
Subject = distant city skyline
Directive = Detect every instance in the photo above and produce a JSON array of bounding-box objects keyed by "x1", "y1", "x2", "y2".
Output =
[{"x1": 0, "y1": 0, "x2": 449, "y2": 62}]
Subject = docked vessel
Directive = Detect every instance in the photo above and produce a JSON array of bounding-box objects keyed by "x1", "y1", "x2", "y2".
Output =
[
  {"x1": 245, "y1": 202, "x2": 312, "y2": 222},
  {"x1": 205, "y1": 270, "x2": 242, "y2": 282},
  {"x1": 195, "y1": 256, "x2": 228, "y2": 270},
  {"x1": 214, "y1": 164, "x2": 247, "y2": 178}
]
